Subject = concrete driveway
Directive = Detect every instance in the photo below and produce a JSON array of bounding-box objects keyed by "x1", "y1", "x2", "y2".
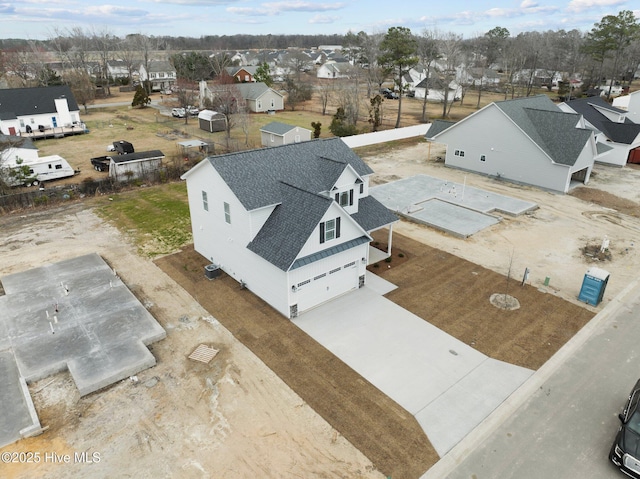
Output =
[
  {"x1": 293, "y1": 273, "x2": 533, "y2": 456},
  {"x1": 422, "y1": 280, "x2": 640, "y2": 479}
]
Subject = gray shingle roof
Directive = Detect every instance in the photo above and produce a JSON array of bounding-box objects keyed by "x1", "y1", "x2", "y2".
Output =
[
  {"x1": 425, "y1": 120, "x2": 456, "y2": 139},
  {"x1": 0, "y1": 86, "x2": 79, "y2": 117},
  {"x1": 564, "y1": 97, "x2": 640, "y2": 144},
  {"x1": 110, "y1": 150, "x2": 164, "y2": 164},
  {"x1": 247, "y1": 182, "x2": 332, "y2": 271},
  {"x1": 236, "y1": 82, "x2": 280, "y2": 100},
  {"x1": 0, "y1": 134, "x2": 36, "y2": 150},
  {"x1": 351, "y1": 196, "x2": 399, "y2": 232},
  {"x1": 208, "y1": 137, "x2": 374, "y2": 211},
  {"x1": 495, "y1": 95, "x2": 592, "y2": 166},
  {"x1": 260, "y1": 121, "x2": 297, "y2": 135}
]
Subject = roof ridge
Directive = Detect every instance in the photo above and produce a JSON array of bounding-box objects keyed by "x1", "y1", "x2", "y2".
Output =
[{"x1": 278, "y1": 180, "x2": 332, "y2": 202}]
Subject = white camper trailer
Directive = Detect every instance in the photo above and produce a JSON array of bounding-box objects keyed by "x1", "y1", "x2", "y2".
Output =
[{"x1": 6, "y1": 155, "x2": 76, "y2": 186}]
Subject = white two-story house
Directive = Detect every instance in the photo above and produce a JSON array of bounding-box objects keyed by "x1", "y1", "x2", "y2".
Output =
[{"x1": 181, "y1": 138, "x2": 398, "y2": 318}]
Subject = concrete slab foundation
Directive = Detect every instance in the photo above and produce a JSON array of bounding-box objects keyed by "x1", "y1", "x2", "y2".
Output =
[
  {"x1": 370, "y1": 174, "x2": 537, "y2": 238},
  {"x1": 0, "y1": 253, "x2": 165, "y2": 447}
]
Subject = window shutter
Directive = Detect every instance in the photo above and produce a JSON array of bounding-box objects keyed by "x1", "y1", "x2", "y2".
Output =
[
  {"x1": 349, "y1": 189, "x2": 353, "y2": 206},
  {"x1": 320, "y1": 222, "x2": 325, "y2": 243},
  {"x1": 335, "y1": 192, "x2": 339, "y2": 202},
  {"x1": 335, "y1": 217, "x2": 341, "y2": 238}
]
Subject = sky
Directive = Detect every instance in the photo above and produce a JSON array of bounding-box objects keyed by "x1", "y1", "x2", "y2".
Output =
[{"x1": 0, "y1": 0, "x2": 638, "y2": 42}]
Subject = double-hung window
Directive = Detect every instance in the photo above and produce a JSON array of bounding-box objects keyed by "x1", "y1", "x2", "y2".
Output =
[{"x1": 320, "y1": 217, "x2": 341, "y2": 243}]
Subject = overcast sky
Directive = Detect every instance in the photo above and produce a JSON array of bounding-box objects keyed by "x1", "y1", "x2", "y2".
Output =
[{"x1": 0, "y1": 0, "x2": 638, "y2": 41}]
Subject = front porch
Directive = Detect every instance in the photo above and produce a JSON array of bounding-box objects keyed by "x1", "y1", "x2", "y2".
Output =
[{"x1": 367, "y1": 225, "x2": 393, "y2": 266}]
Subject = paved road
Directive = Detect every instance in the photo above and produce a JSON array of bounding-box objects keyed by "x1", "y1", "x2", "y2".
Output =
[{"x1": 423, "y1": 280, "x2": 640, "y2": 479}]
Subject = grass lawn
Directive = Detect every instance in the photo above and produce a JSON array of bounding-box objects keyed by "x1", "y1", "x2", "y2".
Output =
[{"x1": 94, "y1": 182, "x2": 192, "y2": 257}]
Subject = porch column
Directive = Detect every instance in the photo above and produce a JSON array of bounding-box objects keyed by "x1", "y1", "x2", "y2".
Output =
[{"x1": 387, "y1": 225, "x2": 393, "y2": 255}]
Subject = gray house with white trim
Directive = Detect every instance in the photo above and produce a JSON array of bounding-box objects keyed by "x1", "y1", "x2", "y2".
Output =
[
  {"x1": 426, "y1": 95, "x2": 597, "y2": 193},
  {"x1": 236, "y1": 82, "x2": 284, "y2": 113},
  {"x1": 181, "y1": 138, "x2": 398, "y2": 318},
  {"x1": 260, "y1": 122, "x2": 311, "y2": 147}
]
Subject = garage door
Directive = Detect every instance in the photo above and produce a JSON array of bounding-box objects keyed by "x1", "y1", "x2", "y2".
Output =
[{"x1": 295, "y1": 262, "x2": 359, "y2": 313}]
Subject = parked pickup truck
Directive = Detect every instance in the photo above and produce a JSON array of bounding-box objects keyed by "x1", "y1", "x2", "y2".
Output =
[{"x1": 90, "y1": 156, "x2": 111, "y2": 172}]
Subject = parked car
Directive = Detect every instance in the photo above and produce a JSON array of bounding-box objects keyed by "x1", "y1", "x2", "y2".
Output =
[
  {"x1": 113, "y1": 140, "x2": 134, "y2": 155},
  {"x1": 186, "y1": 106, "x2": 199, "y2": 116},
  {"x1": 610, "y1": 378, "x2": 640, "y2": 478},
  {"x1": 380, "y1": 88, "x2": 399, "y2": 100},
  {"x1": 172, "y1": 108, "x2": 186, "y2": 118}
]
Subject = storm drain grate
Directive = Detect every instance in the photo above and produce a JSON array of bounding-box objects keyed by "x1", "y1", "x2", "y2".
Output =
[{"x1": 188, "y1": 344, "x2": 219, "y2": 364}]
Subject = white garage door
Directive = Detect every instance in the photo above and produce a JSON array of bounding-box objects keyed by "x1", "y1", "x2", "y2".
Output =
[{"x1": 295, "y1": 262, "x2": 359, "y2": 313}]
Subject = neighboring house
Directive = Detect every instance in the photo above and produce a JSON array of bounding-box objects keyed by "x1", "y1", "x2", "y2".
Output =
[
  {"x1": 316, "y1": 60, "x2": 351, "y2": 79},
  {"x1": 260, "y1": 122, "x2": 311, "y2": 147},
  {"x1": 225, "y1": 66, "x2": 259, "y2": 83},
  {"x1": 559, "y1": 97, "x2": 640, "y2": 166},
  {"x1": 138, "y1": 61, "x2": 176, "y2": 92},
  {"x1": 0, "y1": 85, "x2": 82, "y2": 137},
  {"x1": 614, "y1": 90, "x2": 640, "y2": 125},
  {"x1": 457, "y1": 67, "x2": 501, "y2": 87},
  {"x1": 181, "y1": 138, "x2": 398, "y2": 319},
  {"x1": 413, "y1": 77, "x2": 462, "y2": 102},
  {"x1": 426, "y1": 95, "x2": 596, "y2": 193},
  {"x1": 198, "y1": 110, "x2": 226, "y2": 133},
  {"x1": 108, "y1": 150, "x2": 165, "y2": 182},
  {"x1": 0, "y1": 134, "x2": 39, "y2": 164},
  {"x1": 235, "y1": 82, "x2": 284, "y2": 113},
  {"x1": 107, "y1": 60, "x2": 131, "y2": 80}
]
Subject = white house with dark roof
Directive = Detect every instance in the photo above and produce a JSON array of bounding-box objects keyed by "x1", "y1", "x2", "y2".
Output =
[
  {"x1": 0, "y1": 86, "x2": 82, "y2": 137},
  {"x1": 426, "y1": 95, "x2": 597, "y2": 193},
  {"x1": 138, "y1": 61, "x2": 176, "y2": 92},
  {"x1": 260, "y1": 121, "x2": 311, "y2": 147},
  {"x1": 181, "y1": 138, "x2": 398, "y2": 318},
  {"x1": 560, "y1": 96, "x2": 640, "y2": 165}
]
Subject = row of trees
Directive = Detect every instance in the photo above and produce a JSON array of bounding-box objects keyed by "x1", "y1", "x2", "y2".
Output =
[{"x1": 334, "y1": 10, "x2": 640, "y2": 132}]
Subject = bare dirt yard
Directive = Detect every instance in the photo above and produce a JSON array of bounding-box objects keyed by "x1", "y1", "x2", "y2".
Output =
[
  {"x1": 360, "y1": 139, "x2": 640, "y2": 310},
  {"x1": 0, "y1": 206, "x2": 384, "y2": 479},
  {"x1": 4, "y1": 96, "x2": 640, "y2": 478}
]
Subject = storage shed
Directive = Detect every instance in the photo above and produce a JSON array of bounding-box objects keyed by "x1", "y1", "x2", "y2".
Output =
[
  {"x1": 198, "y1": 110, "x2": 226, "y2": 133},
  {"x1": 109, "y1": 150, "x2": 165, "y2": 182}
]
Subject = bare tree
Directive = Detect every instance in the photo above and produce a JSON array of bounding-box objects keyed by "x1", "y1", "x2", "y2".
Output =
[
  {"x1": 417, "y1": 29, "x2": 440, "y2": 122},
  {"x1": 92, "y1": 27, "x2": 117, "y2": 96},
  {"x1": 438, "y1": 32, "x2": 463, "y2": 118},
  {"x1": 316, "y1": 79, "x2": 335, "y2": 115},
  {"x1": 210, "y1": 81, "x2": 243, "y2": 146}
]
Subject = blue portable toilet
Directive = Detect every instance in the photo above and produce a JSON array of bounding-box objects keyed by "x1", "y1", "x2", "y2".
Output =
[{"x1": 578, "y1": 267, "x2": 610, "y2": 306}]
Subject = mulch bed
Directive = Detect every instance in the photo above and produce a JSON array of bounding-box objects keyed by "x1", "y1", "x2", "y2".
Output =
[{"x1": 155, "y1": 231, "x2": 595, "y2": 477}]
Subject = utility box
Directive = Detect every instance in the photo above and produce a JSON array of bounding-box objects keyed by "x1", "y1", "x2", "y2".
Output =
[
  {"x1": 204, "y1": 264, "x2": 220, "y2": 280},
  {"x1": 578, "y1": 267, "x2": 610, "y2": 306}
]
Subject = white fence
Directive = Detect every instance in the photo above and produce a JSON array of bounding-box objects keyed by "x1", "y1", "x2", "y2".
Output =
[{"x1": 341, "y1": 124, "x2": 432, "y2": 149}]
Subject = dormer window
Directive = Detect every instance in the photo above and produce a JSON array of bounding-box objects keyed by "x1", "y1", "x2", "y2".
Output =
[{"x1": 334, "y1": 189, "x2": 353, "y2": 207}]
